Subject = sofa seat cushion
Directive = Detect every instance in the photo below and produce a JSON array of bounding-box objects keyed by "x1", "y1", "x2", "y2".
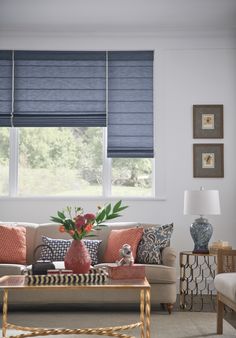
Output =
[
  {"x1": 214, "y1": 273, "x2": 236, "y2": 303},
  {"x1": 140, "y1": 264, "x2": 176, "y2": 284},
  {"x1": 0, "y1": 264, "x2": 25, "y2": 276},
  {"x1": 95, "y1": 263, "x2": 176, "y2": 284}
]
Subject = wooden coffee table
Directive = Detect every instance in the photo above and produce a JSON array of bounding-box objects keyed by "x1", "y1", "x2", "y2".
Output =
[{"x1": 0, "y1": 275, "x2": 151, "y2": 338}]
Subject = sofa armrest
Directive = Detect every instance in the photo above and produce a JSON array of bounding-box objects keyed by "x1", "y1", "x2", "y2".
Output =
[{"x1": 161, "y1": 247, "x2": 177, "y2": 267}]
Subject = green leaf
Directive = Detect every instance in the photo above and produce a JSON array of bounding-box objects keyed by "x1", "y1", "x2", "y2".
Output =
[
  {"x1": 116, "y1": 205, "x2": 128, "y2": 212},
  {"x1": 96, "y1": 208, "x2": 106, "y2": 223},
  {"x1": 113, "y1": 200, "x2": 128, "y2": 213},
  {"x1": 105, "y1": 203, "x2": 111, "y2": 216},
  {"x1": 113, "y1": 200, "x2": 122, "y2": 213},
  {"x1": 57, "y1": 211, "x2": 66, "y2": 219},
  {"x1": 65, "y1": 219, "x2": 75, "y2": 227},
  {"x1": 74, "y1": 232, "x2": 80, "y2": 240},
  {"x1": 106, "y1": 214, "x2": 121, "y2": 220},
  {"x1": 50, "y1": 216, "x2": 65, "y2": 225}
]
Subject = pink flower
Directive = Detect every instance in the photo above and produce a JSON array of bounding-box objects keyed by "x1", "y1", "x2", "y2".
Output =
[
  {"x1": 84, "y1": 213, "x2": 96, "y2": 221},
  {"x1": 75, "y1": 215, "x2": 86, "y2": 229}
]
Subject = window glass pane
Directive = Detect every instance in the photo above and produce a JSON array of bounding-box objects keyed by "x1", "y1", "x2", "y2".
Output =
[
  {"x1": 0, "y1": 128, "x2": 10, "y2": 195},
  {"x1": 111, "y1": 158, "x2": 153, "y2": 197},
  {"x1": 18, "y1": 127, "x2": 103, "y2": 196}
]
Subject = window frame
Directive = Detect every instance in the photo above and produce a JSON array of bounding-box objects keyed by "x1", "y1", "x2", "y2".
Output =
[{"x1": 3, "y1": 127, "x2": 156, "y2": 200}]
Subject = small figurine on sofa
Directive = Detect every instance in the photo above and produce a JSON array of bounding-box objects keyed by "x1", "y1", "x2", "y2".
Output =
[{"x1": 117, "y1": 244, "x2": 134, "y2": 266}]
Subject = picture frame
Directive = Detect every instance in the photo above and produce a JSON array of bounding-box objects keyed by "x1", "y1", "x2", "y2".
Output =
[
  {"x1": 193, "y1": 105, "x2": 223, "y2": 138},
  {"x1": 193, "y1": 144, "x2": 224, "y2": 178}
]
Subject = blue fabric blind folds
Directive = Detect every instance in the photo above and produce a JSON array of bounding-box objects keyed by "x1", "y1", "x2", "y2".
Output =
[
  {"x1": 3, "y1": 51, "x2": 106, "y2": 127},
  {"x1": 0, "y1": 50, "x2": 154, "y2": 158},
  {"x1": 107, "y1": 51, "x2": 154, "y2": 158},
  {"x1": 0, "y1": 51, "x2": 12, "y2": 126}
]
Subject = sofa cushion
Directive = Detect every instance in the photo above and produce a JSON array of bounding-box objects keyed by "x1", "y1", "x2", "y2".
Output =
[
  {"x1": 214, "y1": 273, "x2": 236, "y2": 303},
  {"x1": 0, "y1": 263, "x2": 26, "y2": 276},
  {"x1": 34, "y1": 223, "x2": 72, "y2": 249},
  {"x1": 136, "y1": 223, "x2": 173, "y2": 264},
  {"x1": 40, "y1": 236, "x2": 71, "y2": 261},
  {"x1": 103, "y1": 227, "x2": 144, "y2": 263},
  {"x1": 94, "y1": 222, "x2": 140, "y2": 263},
  {"x1": 84, "y1": 240, "x2": 102, "y2": 265},
  {"x1": 40, "y1": 236, "x2": 102, "y2": 266},
  {"x1": 0, "y1": 225, "x2": 27, "y2": 264},
  {"x1": 0, "y1": 222, "x2": 38, "y2": 264},
  {"x1": 34, "y1": 222, "x2": 153, "y2": 263}
]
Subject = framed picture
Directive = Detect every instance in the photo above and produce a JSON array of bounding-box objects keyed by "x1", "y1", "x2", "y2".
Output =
[
  {"x1": 193, "y1": 144, "x2": 224, "y2": 178},
  {"x1": 193, "y1": 105, "x2": 223, "y2": 138}
]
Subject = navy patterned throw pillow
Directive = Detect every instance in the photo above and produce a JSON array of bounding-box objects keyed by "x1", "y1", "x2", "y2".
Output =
[
  {"x1": 136, "y1": 223, "x2": 174, "y2": 264},
  {"x1": 83, "y1": 240, "x2": 102, "y2": 265},
  {"x1": 40, "y1": 237, "x2": 71, "y2": 261},
  {"x1": 40, "y1": 236, "x2": 102, "y2": 266}
]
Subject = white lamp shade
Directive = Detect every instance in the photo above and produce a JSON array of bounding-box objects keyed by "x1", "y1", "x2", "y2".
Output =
[{"x1": 184, "y1": 190, "x2": 221, "y2": 216}]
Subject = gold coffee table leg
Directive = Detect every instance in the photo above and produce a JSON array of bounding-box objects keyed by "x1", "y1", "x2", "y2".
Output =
[
  {"x1": 140, "y1": 289, "x2": 145, "y2": 338},
  {"x1": 145, "y1": 289, "x2": 151, "y2": 338},
  {"x1": 2, "y1": 289, "x2": 8, "y2": 338}
]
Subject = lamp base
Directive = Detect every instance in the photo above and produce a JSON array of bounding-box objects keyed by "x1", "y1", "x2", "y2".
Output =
[{"x1": 190, "y1": 217, "x2": 213, "y2": 254}]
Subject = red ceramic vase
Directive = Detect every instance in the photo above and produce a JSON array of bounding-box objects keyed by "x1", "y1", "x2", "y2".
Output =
[{"x1": 64, "y1": 240, "x2": 91, "y2": 274}]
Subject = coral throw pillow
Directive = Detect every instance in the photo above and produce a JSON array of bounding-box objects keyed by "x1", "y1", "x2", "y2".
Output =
[
  {"x1": 0, "y1": 225, "x2": 26, "y2": 264},
  {"x1": 103, "y1": 227, "x2": 144, "y2": 263}
]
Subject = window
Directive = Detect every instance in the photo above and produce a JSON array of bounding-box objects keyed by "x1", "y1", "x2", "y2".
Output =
[
  {"x1": 0, "y1": 50, "x2": 154, "y2": 198},
  {"x1": 0, "y1": 127, "x2": 154, "y2": 197},
  {"x1": 18, "y1": 127, "x2": 103, "y2": 196},
  {"x1": 0, "y1": 128, "x2": 9, "y2": 195},
  {"x1": 111, "y1": 158, "x2": 153, "y2": 197}
]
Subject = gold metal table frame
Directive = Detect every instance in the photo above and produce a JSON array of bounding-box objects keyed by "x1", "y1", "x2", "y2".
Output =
[{"x1": 0, "y1": 276, "x2": 151, "y2": 338}]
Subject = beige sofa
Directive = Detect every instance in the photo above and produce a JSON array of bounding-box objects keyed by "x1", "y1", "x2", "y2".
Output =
[{"x1": 0, "y1": 221, "x2": 177, "y2": 312}]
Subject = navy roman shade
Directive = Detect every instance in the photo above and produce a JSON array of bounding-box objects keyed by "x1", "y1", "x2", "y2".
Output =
[
  {"x1": 0, "y1": 51, "x2": 12, "y2": 126},
  {"x1": 13, "y1": 51, "x2": 106, "y2": 127},
  {"x1": 0, "y1": 50, "x2": 154, "y2": 159},
  {"x1": 107, "y1": 51, "x2": 154, "y2": 158}
]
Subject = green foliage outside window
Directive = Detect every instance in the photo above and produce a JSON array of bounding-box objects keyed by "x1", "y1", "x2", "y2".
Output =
[{"x1": 0, "y1": 127, "x2": 152, "y2": 196}]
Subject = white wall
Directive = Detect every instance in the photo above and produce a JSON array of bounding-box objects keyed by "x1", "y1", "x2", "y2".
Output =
[{"x1": 0, "y1": 32, "x2": 236, "y2": 257}]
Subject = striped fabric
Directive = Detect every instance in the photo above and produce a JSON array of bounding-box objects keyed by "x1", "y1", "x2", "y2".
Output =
[
  {"x1": 0, "y1": 51, "x2": 12, "y2": 126},
  {"x1": 107, "y1": 51, "x2": 154, "y2": 158}
]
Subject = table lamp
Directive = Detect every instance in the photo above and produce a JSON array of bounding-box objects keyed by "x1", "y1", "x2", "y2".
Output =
[{"x1": 184, "y1": 187, "x2": 221, "y2": 254}]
